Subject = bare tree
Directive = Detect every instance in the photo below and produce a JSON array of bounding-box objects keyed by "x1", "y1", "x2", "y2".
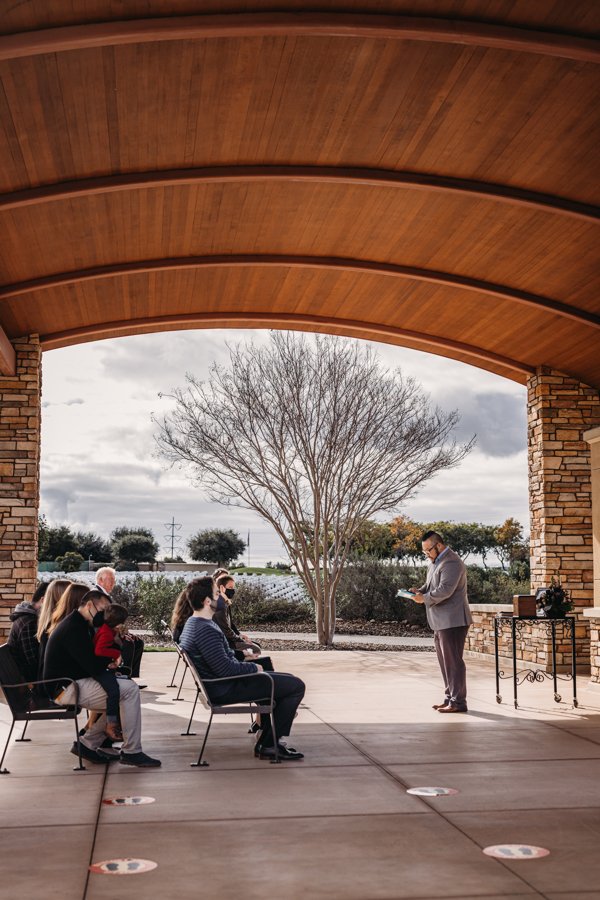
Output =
[{"x1": 155, "y1": 333, "x2": 473, "y2": 645}]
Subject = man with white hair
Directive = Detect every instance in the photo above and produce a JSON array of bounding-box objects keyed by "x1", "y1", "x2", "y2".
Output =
[{"x1": 95, "y1": 566, "x2": 145, "y2": 687}]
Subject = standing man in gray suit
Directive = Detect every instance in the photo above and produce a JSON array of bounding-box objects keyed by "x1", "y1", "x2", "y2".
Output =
[{"x1": 411, "y1": 530, "x2": 472, "y2": 713}]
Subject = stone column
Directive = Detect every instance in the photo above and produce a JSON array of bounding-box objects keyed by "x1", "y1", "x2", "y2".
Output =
[
  {"x1": 0, "y1": 335, "x2": 41, "y2": 639},
  {"x1": 527, "y1": 368, "x2": 600, "y2": 671},
  {"x1": 528, "y1": 368, "x2": 600, "y2": 604},
  {"x1": 584, "y1": 426, "x2": 600, "y2": 607},
  {"x1": 583, "y1": 426, "x2": 600, "y2": 685}
]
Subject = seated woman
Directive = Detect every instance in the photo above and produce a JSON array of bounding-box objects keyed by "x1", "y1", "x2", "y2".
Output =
[
  {"x1": 170, "y1": 586, "x2": 194, "y2": 644},
  {"x1": 36, "y1": 579, "x2": 81, "y2": 676},
  {"x1": 212, "y1": 574, "x2": 273, "y2": 670},
  {"x1": 7, "y1": 582, "x2": 48, "y2": 682}
]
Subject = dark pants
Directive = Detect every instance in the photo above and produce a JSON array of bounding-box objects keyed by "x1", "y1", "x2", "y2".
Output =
[
  {"x1": 208, "y1": 672, "x2": 305, "y2": 747},
  {"x1": 120, "y1": 637, "x2": 144, "y2": 678},
  {"x1": 94, "y1": 670, "x2": 121, "y2": 720},
  {"x1": 434, "y1": 625, "x2": 470, "y2": 710}
]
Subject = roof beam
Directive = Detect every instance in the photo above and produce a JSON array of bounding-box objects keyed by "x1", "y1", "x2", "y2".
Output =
[
  {"x1": 1, "y1": 167, "x2": 597, "y2": 223},
  {"x1": 0, "y1": 14, "x2": 598, "y2": 64},
  {"x1": 0, "y1": 325, "x2": 16, "y2": 375},
  {"x1": 40, "y1": 311, "x2": 535, "y2": 383},
  {"x1": 1, "y1": 255, "x2": 599, "y2": 330}
]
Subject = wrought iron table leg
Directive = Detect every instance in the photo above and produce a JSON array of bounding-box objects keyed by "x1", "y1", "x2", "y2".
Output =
[
  {"x1": 512, "y1": 617, "x2": 518, "y2": 708},
  {"x1": 551, "y1": 620, "x2": 561, "y2": 702},
  {"x1": 494, "y1": 617, "x2": 502, "y2": 703},
  {"x1": 570, "y1": 618, "x2": 578, "y2": 707}
]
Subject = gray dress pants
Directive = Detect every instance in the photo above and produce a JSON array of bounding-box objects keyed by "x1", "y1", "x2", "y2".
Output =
[
  {"x1": 58, "y1": 677, "x2": 143, "y2": 754},
  {"x1": 434, "y1": 625, "x2": 470, "y2": 710}
]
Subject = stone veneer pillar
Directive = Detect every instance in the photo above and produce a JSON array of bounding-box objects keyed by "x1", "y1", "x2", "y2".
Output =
[
  {"x1": 528, "y1": 367, "x2": 600, "y2": 608},
  {"x1": 583, "y1": 426, "x2": 600, "y2": 607},
  {"x1": 0, "y1": 335, "x2": 41, "y2": 639},
  {"x1": 583, "y1": 426, "x2": 600, "y2": 685}
]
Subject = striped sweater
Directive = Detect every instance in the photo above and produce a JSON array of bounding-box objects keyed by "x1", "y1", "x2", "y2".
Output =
[{"x1": 179, "y1": 616, "x2": 259, "y2": 697}]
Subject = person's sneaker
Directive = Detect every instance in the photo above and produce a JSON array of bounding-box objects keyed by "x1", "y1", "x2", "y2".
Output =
[
  {"x1": 70, "y1": 742, "x2": 116, "y2": 764},
  {"x1": 119, "y1": 751, "x2": 161, "y2": 767}
]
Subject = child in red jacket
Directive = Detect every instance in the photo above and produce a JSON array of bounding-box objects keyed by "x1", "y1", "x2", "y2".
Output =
[{"x1": 93, "y1": 603, "x2": 129, "y2": 741}]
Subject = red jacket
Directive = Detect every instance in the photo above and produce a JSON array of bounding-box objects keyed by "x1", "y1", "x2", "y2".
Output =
[{"x1": 93, "y1": 623, "x2": 121, "y2": 660}]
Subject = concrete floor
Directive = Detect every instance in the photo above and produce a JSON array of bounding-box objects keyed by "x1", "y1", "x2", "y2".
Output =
[{"x1": 1, "y1": 650, "x2": 600, "y2": 900}]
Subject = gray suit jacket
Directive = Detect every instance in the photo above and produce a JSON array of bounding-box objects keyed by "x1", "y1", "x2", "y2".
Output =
[{"x1": 418, "y1": 547, "x2": 472, "y2": 631}]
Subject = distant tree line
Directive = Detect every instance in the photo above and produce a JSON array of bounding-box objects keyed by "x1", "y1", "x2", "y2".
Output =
[
  {"x1": 39, "y1": 512, "x2": 527, "y2": 578},
  {"x1": 345, "y1": 515, "x2": 528, "y2": 575},
  {"x1": 37, "y1": 517, "x2": 247, "y2": 571}
]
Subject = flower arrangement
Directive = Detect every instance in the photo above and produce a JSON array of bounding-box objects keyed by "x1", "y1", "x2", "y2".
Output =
[{"x1": 537, "y1": 577, "x2": 573, "y2": 618}]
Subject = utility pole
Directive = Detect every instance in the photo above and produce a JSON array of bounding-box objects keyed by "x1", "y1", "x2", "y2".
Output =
[{"x1": 163, "y1": 516, "x2": 182, "y2": 560}]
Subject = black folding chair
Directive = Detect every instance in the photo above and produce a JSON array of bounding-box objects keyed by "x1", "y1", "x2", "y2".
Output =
[
  {"x1": 179, "y1": 648, "x2": 280, "y2": 766},
  {"x1": 161, "y1": 620, "x2": 189, "y2": 697},
  {"x1": 0, "y1": 644, "x2": 85, "y2": 773}
]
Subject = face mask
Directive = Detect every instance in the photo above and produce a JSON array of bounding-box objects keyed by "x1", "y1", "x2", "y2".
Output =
[
  {"x1": 225, "y1": 588, "x2": 235, "y2": 599},
  {"x1": 91, "y1": 604, "x2": 105, "y2": 628}
]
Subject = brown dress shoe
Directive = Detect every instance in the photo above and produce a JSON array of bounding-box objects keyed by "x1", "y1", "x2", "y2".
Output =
[
  {"x1": 438, "y1": 705, "x2": 468, "y2": 713},
  {"x1": 432, "y1": 702, "x2": 450, "y2": 709}
]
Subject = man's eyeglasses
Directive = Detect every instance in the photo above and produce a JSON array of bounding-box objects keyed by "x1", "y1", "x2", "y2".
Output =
[{"x1": 423, "y1": 543, "x2": 439, "y2": 556}]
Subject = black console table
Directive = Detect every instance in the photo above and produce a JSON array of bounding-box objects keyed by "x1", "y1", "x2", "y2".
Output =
[{"x1": 494, "y1": 615, "x2": 578, "y2": 709}]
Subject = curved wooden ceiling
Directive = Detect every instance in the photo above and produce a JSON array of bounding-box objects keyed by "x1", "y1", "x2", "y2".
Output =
[{"x1": 0, "y1": 1, "x2": 599, "y2": 385}]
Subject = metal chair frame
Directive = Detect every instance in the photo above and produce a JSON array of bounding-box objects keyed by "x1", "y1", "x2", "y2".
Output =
[
  {"x1": 161, "y1": 620, "x2": 189, "y2": 697},
  {"x1": 179, "y1": 648, "x2": 279, "y2": 766},
  {"x1": 0, "y1": 644, "x2": 85, "y2": 773},
  {"x1": 172, "y1": 643, "x2": 190, "y2": 699}
]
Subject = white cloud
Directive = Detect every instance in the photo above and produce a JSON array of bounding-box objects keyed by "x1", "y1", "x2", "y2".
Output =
[{"x1": 40, "y1": 330, "x2": 529, "y2": 562}]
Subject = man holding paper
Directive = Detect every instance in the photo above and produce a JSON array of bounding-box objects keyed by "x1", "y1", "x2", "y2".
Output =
[{"x1": 411, "y1": 530, "x2": 472, "y2": 713}]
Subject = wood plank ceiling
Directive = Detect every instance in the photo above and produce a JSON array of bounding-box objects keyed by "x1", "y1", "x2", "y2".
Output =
[{"x1": 0, "y1": 1, "x2": 598, "y2": 385}]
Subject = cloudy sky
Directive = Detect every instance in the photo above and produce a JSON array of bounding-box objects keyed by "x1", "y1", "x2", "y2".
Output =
[{"x1": 40, "y1": 329, "x2": 529, "y2": 565}]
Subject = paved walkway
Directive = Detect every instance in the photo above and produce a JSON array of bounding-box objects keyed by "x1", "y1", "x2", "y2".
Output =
[
  {"x1": 252, "y1": 630, "x2": 435, "y2": 647},
  {"x1": 1, "y1": 650, "x2": 600, "y2": 899},
  {"x1": 131, "y1": 628, "x2": 435, "y2": 647}
]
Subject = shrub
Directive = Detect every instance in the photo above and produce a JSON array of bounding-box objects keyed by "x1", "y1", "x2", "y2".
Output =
[
  {"x1": 336, "y1": 558, "x2": 428, "y2": 624},
  {"x1": 55, "y1": 551, "x2": 84, "y2": 573},
  {"x1": 465, "y1": 565, "x2": 530, "y2": 604},
  {"x1": 110, "y1": 575, "x2": 143, "y2": 615},
  {"x1": 134, "y1": 575, "x2": 188, "y2": 637},
  {"x1": 233, "y1": 581, "x2": 313, "y2": 626}
]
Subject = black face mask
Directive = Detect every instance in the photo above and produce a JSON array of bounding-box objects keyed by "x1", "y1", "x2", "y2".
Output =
[
  {"x1": 225, "y1": 588, "x2": 235, "y2": 600},
  {"x1": 91, "y1": 604, "x2": 105, "y2": 628}
]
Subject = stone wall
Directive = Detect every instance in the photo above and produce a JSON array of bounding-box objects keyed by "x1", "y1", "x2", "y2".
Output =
[
  {"x1": 583, "y1": 609, "x2": 600, "y2": 685},
  {"x1": 465, "y1": 604, "x2": 589, "y2": 674},
  {"x1": 0, "y1": 335, "x2": 41, "y2": 639}
]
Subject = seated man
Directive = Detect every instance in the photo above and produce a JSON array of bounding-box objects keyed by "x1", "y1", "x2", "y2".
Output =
[
  {"x1": 179, "y1": 577, "x2": 305, "y2": 761},
  {"x1": 212, "y1": 574, "x2": 274, "y2": 671},
  {"x1": 43, "y1": 589, "x2": 160, "y2": 768}
]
